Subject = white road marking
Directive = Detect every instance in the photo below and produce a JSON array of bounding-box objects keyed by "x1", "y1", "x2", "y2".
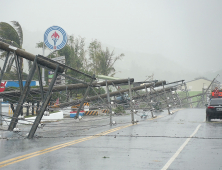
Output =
[{"x1": 161, "y1": 124, "x2": 201, "y2": 170}]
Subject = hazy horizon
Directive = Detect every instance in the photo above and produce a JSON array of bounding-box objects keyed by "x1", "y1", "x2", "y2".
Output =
[{"x1": 1, "y1": 0, "x2": 222, "y2": 82}]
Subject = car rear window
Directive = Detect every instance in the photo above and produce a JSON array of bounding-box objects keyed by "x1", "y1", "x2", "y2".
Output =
[{"x1": 210, "y1": 99, "x2": 222, "y2": 105}]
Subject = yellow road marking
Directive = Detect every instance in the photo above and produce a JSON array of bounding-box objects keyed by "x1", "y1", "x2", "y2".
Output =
[
  {"x1": 147, "y1": 115, "x2": 164, "y2": 120},
  {"x1": 146, "y1": 109, "x2": 183, "y2": 121},
  {"x1": 0, "y1": 124, "x2": 133, "y2": 168}
]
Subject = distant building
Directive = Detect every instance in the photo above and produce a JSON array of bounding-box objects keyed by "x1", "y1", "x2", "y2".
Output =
[{"x1": 185, "y1": 78, "x2": 220, "y2": 92}]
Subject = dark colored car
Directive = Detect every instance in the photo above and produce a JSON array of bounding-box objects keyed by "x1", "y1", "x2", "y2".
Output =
[{"x1": 206, "y1": 98, "x2": 222, "y2": 121}]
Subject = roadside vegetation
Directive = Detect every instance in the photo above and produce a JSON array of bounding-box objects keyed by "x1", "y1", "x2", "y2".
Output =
[{"x1": 0, "y1": 21, "x2": 124, "y2": 102}]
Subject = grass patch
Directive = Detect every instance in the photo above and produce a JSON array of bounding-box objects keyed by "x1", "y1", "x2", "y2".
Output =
[
  {"x1": 24, "y1": 115, "x2": 35, "y2": 118},
  {"x1": 188, "y1": 91, "x2": 203, "y2": 107},
  {"x1": 188, "y1": 91, "x2": 202, "y2": 96}
]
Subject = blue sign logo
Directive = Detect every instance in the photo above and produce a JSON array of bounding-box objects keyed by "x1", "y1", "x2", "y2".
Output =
[
  {"x1": 48, "y1": 71, "x2": 54, "y2": 75},
  {"x1": 44, "y1": 26, "x2": 67, "y2": 50}
]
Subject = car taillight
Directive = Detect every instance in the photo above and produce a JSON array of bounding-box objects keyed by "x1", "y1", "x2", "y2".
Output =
[{"x1": 208, "y1": 106, "x2": 215, "y2": 109}]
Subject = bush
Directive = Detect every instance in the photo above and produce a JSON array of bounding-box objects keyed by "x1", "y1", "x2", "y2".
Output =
[{"x1": 113, "y1": 105, "x2": 126, "y2": 114}]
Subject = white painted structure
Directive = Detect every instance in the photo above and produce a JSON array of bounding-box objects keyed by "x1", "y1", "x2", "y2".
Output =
[{"x1": 2, "y1": 111, "x2": 63, "y2": 126}]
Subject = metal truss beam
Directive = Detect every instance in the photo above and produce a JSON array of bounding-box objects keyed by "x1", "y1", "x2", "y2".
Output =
[
  {"x1": 75, "y1": 74, "x2": 95, "y2": 119},
  {"x1": 28, "y1": 65, "x2": 59, "y2": 139},
  {"x1": 14, "y1": 53, "x2": 23, "y2": 93},
  {"x1": 36, "y1": 64, "x2": 44, "y2": 100},
  {"x1": 0, "y1": 51, "x2": 10, "y2": 84},
  {"x1": 8, "y1": 56, "x2": 38, "y2": 131}
]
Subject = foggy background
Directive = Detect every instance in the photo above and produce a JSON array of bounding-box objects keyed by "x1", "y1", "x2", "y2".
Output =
[{"x1": 1, "y1": 0, "x2": 222, "y2": 82}]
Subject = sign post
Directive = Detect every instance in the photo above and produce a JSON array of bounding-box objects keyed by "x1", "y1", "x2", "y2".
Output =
[{"x1": 43, "y1": 26, "x2": 68, "y2": 85}]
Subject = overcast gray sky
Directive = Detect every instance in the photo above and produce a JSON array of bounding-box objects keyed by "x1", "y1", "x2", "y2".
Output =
[{"x1": 1, "y1": 0, "x2": 222, "y2": 73}]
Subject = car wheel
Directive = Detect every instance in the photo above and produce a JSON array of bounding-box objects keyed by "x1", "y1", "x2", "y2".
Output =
[{"x1": 206, "y1": 114, "x2": 211, "y2": 122}]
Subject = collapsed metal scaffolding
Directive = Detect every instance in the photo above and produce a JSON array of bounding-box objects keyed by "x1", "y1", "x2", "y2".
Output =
[{"x1": 0, "y1": 40, "x2": 219, "y2": 139}]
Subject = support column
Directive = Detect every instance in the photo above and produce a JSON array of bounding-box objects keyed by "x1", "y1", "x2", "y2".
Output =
[
  {"x1": 184, "y1": 83, "x2": 193, "y2": 108},
  {"x1": 175, "y1": 90, "x2": 182, "y2": 108},
  {"x1": 26, "y1": 102, "x2": 29, "y2": 116},
  {"x1": 163, "y1": 83, "x2": 170, "y2": 114},
  {"x1": 28, "y1": 65, "x2": 59, "y2": 139},
  {"x1": 8, "y1": 56, "x2": 38, "y2": 131},
  {"x1": 0, "y1": 52, "x2": 10, "y2": 84},
  {"x1": 106, "y1": 80, "x2": 112, "y2": 125},
  {"x1": 75, "y1": 74, "x2": 95, "y2": 119},
  {"x1": 15, "y1": 53, "x2": 23, "y2": 93},
  {"x1": 32, "y1": 101, "x2": 34, "y2": 115},
  {"x1": 36, "y1": 63, "x2": 44, "y2": 100},
  {"x1": 128, "y1": 78, "x2": 134, "y2": 124}
]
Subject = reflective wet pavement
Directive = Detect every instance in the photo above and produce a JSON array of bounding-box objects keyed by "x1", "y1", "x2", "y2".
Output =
[{"x1": 1, "y1": 109, "x2": 222, "y2": 170}]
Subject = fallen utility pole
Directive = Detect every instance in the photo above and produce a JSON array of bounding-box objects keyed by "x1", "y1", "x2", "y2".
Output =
[
  {"x1": 196, "y1": 77, "x2": 216, "y2": 107},
  {"x1": 0, "y1": 41, "x2": 65, "y2": 73},
  {"x1": 128, "y1": 77, "x2": 134, "y2": 124},
  {"x1": 181, "y1": 92, "x2": 206, "y2": 100},
  {"x1": 8, "y1": 56, "x2": 38, "y2": 131},
  {"x1": 106, "y1": 80, "x2": 112, "y2": 125},
  {"x1": 54, "y1": 81, "x2": 166, "y2": 108},
  {"x1": 75, "y1": 75, "x2": 95, "y2": 119},
  {"x1": 132, "y1": 86, "x2": 177, "y2": 100},
  {"x1": 0, "y1": 78, "x2": 134, "y2": 98},
  {"x1": 28, "y1": 65, "x2": 60, "y2": 139}
]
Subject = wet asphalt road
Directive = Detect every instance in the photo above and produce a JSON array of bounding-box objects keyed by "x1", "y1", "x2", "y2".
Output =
[{"x1": 1, "y1": 108, "x2": 222, "y2": 170}]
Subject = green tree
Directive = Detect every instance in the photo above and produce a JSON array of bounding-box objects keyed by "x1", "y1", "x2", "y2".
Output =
[
  {"x1": 36, "y1": 35, "x2": 86, "y2": 71},
  {"x1": 88, "y1": 40, "x2": 124, "y2": 76},
  {"x1": 0, "y1": 21, "x2": 24, "y2": 73}
]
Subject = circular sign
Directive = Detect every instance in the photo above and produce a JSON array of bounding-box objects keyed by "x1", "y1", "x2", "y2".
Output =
[{"x1": 44, "y1": 26, "x2": 68, "y2": 50}]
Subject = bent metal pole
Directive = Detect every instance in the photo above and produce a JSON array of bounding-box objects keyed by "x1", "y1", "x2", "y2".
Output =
[
  {"x1": 55, "y1": 81, "x2": 166, "y2": 108},
  {"x1": 0, "y1": 41, "x2": 65, "y2": 73},
  {"x1": 0, "y1": 78, "x2": 134, "y2": 98}
]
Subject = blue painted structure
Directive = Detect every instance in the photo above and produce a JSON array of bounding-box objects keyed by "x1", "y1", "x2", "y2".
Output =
[
  {"x1": 70, "y1": 113, "x2": 84, "y2": 118},
  {"x1": 5, "y1": 81, "x2": 38, "y2": 88}
]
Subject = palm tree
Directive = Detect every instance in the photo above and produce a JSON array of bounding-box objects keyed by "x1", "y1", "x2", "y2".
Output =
[
  {"x1": 99, "y1": 47, "x2": 124, "y2": 76},
  {"x1": 0, "y1": 21, "x2": 23, "y2": 73},
  {"x1": 88, "y1": 40, "x2": 124, "y2": 76}
]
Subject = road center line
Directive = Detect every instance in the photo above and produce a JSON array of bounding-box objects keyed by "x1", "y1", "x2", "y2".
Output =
[
  {"x1": 161, "y1": 124, "x2": 201, "y2": 170},
  {"x1": 0, "y1": 124, "x2": 134, "y2": 168}
]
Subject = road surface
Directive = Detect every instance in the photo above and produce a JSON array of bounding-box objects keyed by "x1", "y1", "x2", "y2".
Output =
[{"x1": 0, "y1": 108, "x2": 222, "y2": 170}]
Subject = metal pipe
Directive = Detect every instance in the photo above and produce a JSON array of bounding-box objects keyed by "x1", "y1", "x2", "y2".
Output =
[
  {"x1": 75, "y1": 74, "x2": 95, "y2": 119},
  {"x1": 128, "y1": 78, "x2": 134, "y2": 124},
  {"x1": 0, "y1": 78, "x2": 134, "y2": 98},
  {"x1": 0, "y1": 41, "x2": 65, "y2": 73},
  {"x1": 14, "y1": 53, "x2": 23, "y2": 93},
  {"x1": 0, "y1": 52, "x2": 10, "y2": 84},
  {"x1": 36, "y1": 64, "x2": 44, "y2": 100},
  {"x1": 28, "y1": 65, "x2": 59, "y2": 139},
  {"x1": 56, "y1": 81, "x2": 166, "y2": 108},
  {"x1": 106, "y1": 80, "x2": 112, "y2": 125},
  {"x1": 8, "y1": 56, "x2": 38, "y2": 131}
]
